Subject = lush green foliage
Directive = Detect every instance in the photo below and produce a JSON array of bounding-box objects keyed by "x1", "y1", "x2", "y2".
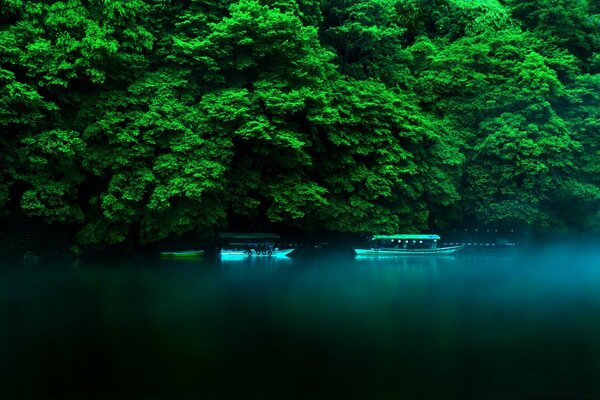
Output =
[{"x1": 1, "y1": 0, "x2": 598, "y2": 246}]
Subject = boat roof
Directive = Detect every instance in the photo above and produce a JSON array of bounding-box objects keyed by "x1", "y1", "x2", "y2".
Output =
[
  {"x1": 372, "y1": 234, "x2": 440, "y2": 240},
  {"x1": 217, "y1": 232, "x2": 280, "y2": 239}
]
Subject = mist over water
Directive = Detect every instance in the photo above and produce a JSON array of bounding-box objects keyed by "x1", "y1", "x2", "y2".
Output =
[{"x1": 2, "y1": 246, "x2": 600, "y2": 399}]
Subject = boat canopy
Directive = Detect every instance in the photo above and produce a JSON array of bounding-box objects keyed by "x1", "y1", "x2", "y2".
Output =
[
  {"x1": 218, "y1": 232, "x2": 281, "y2": 239},
  {"x1": 372, "y1": 234, "x2": 440, "y2": 240}
]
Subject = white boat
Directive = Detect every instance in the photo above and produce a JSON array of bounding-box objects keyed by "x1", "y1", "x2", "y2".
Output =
[
  {"x1": 355, "y1": 246, "x2": 464, "y2": 256},
  {"x1": 220, "y1": 248, "x2": 295, "y2": 258},
  {"x1": 354, "y1": 234, "x2": 464, "y2": 256},
  {"x1": 217, "y1": 232, "x2": 295, "y2": 258}
]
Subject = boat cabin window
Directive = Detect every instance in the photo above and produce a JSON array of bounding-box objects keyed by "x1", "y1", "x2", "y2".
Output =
[{"x1": 371, "y1": 236, "x2": 439, "y2": 249}]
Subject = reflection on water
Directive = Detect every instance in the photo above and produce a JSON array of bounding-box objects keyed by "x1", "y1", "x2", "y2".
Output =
[
  {"x1": 2, "y1": 248, "x2": 600, "y2": 399},
  {"x1": 354, "y1": 253, "x2": 456, "y2": 273},
  {"x1": 218, "y1": 255, "x2": 294, "y2": 265}
]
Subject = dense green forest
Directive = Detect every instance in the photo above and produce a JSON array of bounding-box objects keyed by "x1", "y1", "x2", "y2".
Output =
[{"x1": 0, "y1": 0, "x2": 599, "y2": 247}]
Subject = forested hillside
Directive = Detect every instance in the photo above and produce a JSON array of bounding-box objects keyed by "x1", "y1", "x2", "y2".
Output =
[{"x1": 1, "y1": 0, "x2": 599, "y2": 246}]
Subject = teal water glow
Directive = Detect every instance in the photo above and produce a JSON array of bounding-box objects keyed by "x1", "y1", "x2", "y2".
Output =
[{"x1": 2, "y1": 248, "x2": 600, "y2": 399}]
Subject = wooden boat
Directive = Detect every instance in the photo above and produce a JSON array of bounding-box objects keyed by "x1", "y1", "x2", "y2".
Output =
[
  {"x1": 355, "y1": 246, "x2": 464, "y2": 255},
  {"x1": 160, "y1": 250, "x2": 204, "y2": 258},
  {"x1": 217, "y1": 232, "x2": 295, "y2": 258},
  {"x1": 220, "y1": 248, "x2": 295, "y2": 258},
  {"x1": 354, "y1": 234, "x2": 464, "y2": 256}
]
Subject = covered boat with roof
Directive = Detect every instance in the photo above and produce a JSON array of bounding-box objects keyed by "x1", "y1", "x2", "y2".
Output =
[
  {"x1": 217, "y1": 232, "x2": 295, "y2": 258},
  {"x1": 354, "y1": 234, "x2": 464, "y2": 256}
]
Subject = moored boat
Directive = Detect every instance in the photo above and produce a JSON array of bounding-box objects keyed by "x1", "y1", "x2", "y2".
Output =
[
  {"x1": 354, "y1": 234, "x2": 464, "y2": 256},
  {"x1": 217, "y1": 232, "x2": 295, "y2": 258},
  {"x1": 220, "y1": 248, "x2": 295, "y2": 258},
  {"x1": 160, "y1": 250, "x2": 205, "y2": 258}
]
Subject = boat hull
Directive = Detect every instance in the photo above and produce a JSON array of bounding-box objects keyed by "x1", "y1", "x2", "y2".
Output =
[
  {"x1": 220, "y1": 249, "x2": 295, "y2": 258},
  {"x1": 160, "y1": 250, "x2": 204, "y2": 258},
  {"x1": 354, "y1": 245, "x2": 464, "y2": 256}
]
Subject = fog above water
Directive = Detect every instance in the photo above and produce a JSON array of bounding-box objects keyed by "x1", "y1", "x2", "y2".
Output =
[{"x1": 2, "y1": 245, "x2": 600, "y2": 399}]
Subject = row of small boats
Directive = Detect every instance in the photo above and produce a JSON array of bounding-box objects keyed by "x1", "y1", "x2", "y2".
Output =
[{"x1": 160, "y1": 233, "x2": 465, "y2": 259}]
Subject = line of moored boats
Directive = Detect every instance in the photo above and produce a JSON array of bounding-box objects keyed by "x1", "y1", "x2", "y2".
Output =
[{"x1": 159, "y1": 233, "x2": 465, "y2": 259}]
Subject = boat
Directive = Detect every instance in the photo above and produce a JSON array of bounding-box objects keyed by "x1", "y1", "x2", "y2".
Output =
[
  {"x1": 217, "y1": 232, "x2": 295, "y2": 258},
  {"x1": 160, "y1": 250, "x2": 205, "y2": 258},
  {"x1": 354, "y1": 234, "x2": 464, "y2": 256},
  {"x1": 220, "y1": 248, "x2": 296, "y2": 258}
]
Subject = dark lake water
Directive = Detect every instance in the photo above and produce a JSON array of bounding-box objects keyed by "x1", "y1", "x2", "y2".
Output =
[{"x1": 2, "y1": 247, "x2": 600, "y2": 399}]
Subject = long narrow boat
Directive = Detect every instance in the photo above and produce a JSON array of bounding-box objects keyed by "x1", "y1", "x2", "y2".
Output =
[
  {"x1": 217, "y1": 232, "x2": 295, "y2": 259},
  {"x1": 355, "y1": 245, "x2": 464, "y2": 256},
  {"x1": 160, "y1": 250, "x2": 205, "y2": 258},
  {"x1": 220, "y1": 248, "x2": 295, "y2": 258},
  {"x1": 354, "y1": 234, "x2": 464, "y2": 256}
]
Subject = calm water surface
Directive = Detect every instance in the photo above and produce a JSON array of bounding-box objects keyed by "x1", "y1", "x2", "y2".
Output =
[{"x1": 2, "y1": 247, "x2": 600, "y2": 399}]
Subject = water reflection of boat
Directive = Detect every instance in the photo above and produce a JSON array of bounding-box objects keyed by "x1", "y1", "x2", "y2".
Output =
[
  {"x1": 354, "y1": 253, "x2": 456, "y2": 269},
  {"x1": 354, "y1": 234, "x2": 464, "y2": 256},
  {"x1": 219, "y1": 254, "x2": 294, "y2": 264},
  {"x1": 217, "y1": 232, "x2": 295, "y2": 258},
  {"x1": 355, "y1": 254, "x2": 456, "y2": 261}
]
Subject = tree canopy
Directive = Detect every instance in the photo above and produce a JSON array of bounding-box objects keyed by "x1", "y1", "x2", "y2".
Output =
[{"x1": 1, "y1": 0, "x2": 598, "y2": 247}]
